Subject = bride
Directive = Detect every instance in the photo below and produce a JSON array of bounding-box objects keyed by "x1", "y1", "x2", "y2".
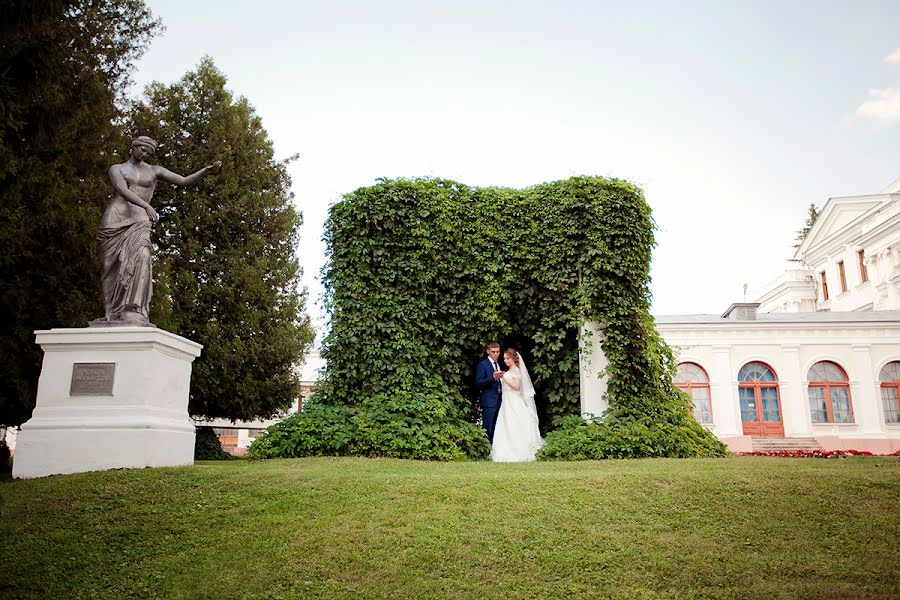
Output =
[{"x1": 491, "y1": 348, "x2": 545, "y2": 462}]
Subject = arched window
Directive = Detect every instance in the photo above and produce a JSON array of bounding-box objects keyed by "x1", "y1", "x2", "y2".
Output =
[
  {"x1": 880, "y1": 361, "x2": 900, "y2": 424},
  {"x1": 807, "y1": 361, "x2": 853, "y2": 423},
  {"x1": 674, "y1": 362, "x2": 712, "y2": 423},
  {"x1": 738, "y1": 361, "x2": 783, "y2": 436}
]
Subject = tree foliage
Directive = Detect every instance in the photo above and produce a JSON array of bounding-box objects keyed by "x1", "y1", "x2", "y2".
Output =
[
  {"x1": 251, "y1": 176, "x2": 725, "y2": 460},
  {"x1": 793, "y1": 203, "x2": 819, "y2": 251},
  {"x1": 129, "y1": 58, "x2": 314, "y2": 421},
  {"x1": 0, "y1": 0, "x2": 161, "y2": 427},
  {"x1": 193, "y1": 426, "x2": 233, "y2": 460}
]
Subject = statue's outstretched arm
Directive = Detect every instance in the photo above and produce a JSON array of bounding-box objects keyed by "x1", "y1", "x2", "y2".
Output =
[{"x1": 155, "y1": 161, "x2": 222, "y2": 187}]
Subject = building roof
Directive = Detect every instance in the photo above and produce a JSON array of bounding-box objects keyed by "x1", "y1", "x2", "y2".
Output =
[
  {"x1": 795, "y1": 176, "x2": 899, "y2": 260},
  {"x1": 881, "y1": 176, "x2": 900, "y2": 194}
]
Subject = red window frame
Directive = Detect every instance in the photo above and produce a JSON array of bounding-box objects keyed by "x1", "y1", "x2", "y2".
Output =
[
  {"x1": 837, "y1": 261, "x2": 847, "y2": 293},
  {"x1": 674, "y1": 362, "x2": 713, "y2": 424},
  {"x1": 807, "y1": 361, "x2": 853, "y2": 423},
  {"x1": 880, "y1": 361, "x2": 900, "y2": 424},
  {"x1": 820, "y1": 271, "x2": 829, "y2": 301},
  {"x1": 858, "y1": 250, "x2": 868, "y2": 284},
  {"x1": 738, "y1": 361, "x2": 784, "y2": 436}
]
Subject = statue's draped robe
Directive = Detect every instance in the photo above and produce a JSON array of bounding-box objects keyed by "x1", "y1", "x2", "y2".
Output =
[{"x1": 98, "y1": 218, "x2": 152, "y2": 320}]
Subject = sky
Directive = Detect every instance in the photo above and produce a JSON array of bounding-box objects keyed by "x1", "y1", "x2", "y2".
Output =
[{"x1": 132, "y1": 0, "x2": 900, "y2": 336}]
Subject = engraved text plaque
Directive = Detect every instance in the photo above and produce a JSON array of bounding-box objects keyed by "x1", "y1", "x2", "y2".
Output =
[{"x1": 70, "y1": 363, "x2": 115, "y2": 395}]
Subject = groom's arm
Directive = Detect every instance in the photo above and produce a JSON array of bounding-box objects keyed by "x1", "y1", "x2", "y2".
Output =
[{"x1": 475, "y1": 361, "x2": 492, "y2": 390}]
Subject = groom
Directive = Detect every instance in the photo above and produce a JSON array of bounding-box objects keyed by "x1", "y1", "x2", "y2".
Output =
[{"x1": 475, "y1": 340, "x2": 504, "y2": 443}]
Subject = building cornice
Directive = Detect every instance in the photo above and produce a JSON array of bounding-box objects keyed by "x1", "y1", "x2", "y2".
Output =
[
  {"x1": 657, "y1": 320, "x2": 900, "y2": 345},
  {"x1": 794, "y1": 194, "x2": 900, "y2": 260},
  {"x1": 801, "y1": 196, "x2": 899, "y2": 264}
]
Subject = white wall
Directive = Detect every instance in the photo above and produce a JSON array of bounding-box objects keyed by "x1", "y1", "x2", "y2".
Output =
[{"x1": 650, "y1": 317, "x2": 900, "y2": 452}]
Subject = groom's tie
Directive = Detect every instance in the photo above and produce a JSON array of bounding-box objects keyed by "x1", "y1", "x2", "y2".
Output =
[{"x1": 493, "y1": 360, "x2": 500, "y2": 393}]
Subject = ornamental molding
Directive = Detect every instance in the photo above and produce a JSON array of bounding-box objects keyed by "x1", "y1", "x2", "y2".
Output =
[
  {"x1": 797, "y1": 194, "x2": 895, "y2": 260},
  {"x1": 658, "y1": 326, "x2": 900, "y2": 347},
  {"x1": 803, "y1": 199, "x2": 899, "y2": 266}
]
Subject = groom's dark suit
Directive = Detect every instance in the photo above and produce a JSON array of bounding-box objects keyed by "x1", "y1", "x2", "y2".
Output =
[{"x1": 476, "y1": 356, "x2": 503, "y2": 443}]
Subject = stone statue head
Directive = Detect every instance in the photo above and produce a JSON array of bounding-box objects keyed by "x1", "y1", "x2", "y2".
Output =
[{"x1": 130, "y1": 136, "x2": 158, "y2": 160}]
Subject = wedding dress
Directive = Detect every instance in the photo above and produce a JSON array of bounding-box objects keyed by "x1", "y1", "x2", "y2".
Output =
[{"x1": 491, "y1": 353, "x2": 544, "y2": 462}]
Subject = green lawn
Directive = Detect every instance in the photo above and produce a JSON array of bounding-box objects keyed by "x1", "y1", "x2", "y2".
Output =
[{"x1": 1, "y1": 457, "x2": 898, "y2": 599}]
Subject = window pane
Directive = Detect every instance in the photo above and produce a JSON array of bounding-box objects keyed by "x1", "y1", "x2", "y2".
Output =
[
  {"x1": 761, "y1": 387, "x2": 780, "y2": 422},
  {"x1": 676, "y1": 363, "x2": 708, "y2": 384},
  {"x1": 879, "y1": 362, "x2": 900, "y2": 383},
  {"x1": 882, "y1": 386, "x2": 900, "y2": 423},
  {"x1": 808, "y1": 386, "x2": 827, "y2": 422},
  {"x1": 808, "y1": 361, "x2": 847, "y2": 382},
  {"x1": 690, "y1": 388, "x2": 713, "y2": 423},
  {"x1": 830, "y1": 387, "x2": 852, "y2": 423},
  {"x1": 699, "y1": 398, "x2": 712, "y2": 423},
  {"x1": 739, "y1": 362, "x2": 776, "y2": 383},
  {"x1": 739, "y1": 388, "x2": 757, "y2": 422}
]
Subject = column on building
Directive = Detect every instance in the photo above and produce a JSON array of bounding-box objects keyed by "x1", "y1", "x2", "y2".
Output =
[
  {"x1": 851, "y1": 344, "x2": 882, "y2": 435},
  {"x1": 711, "y1": 345, "x2": 741, "y2": 436},
  {"x1": 780, "y1": 345, "x2": 810, "y2": 436},
  {"x1": 578, "y1": 322, "x2": 609, "y2": 418}
]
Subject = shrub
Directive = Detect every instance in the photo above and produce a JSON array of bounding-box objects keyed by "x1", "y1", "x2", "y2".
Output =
[
  {"x1": 194, "y1": 426, "x2": 234, "y2": 460},
  {"x1": 249, "y1": 386, "x2": 491, "y2": 461},
  {"x1": 538, "y1": 414, "x2": 727, "y2": 460}
]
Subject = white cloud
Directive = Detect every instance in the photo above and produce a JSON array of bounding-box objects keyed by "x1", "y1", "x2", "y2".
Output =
[
  {"x1": 856, "y1": 87, "x2": 900, "y2": 120},
  {"x1": 885, "y1": 48, "x2": 900, "y2": 64}
]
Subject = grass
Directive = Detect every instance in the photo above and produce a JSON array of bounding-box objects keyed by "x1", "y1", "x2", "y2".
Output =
[{"x1": 1, "y1": 456, "x2": 898, "y2": 599}]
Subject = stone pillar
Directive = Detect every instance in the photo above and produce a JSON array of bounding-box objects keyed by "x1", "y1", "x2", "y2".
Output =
[
  {"x1": 780, "y1": 345, "x2": 809, "y2": 436},
  {"x1": 13, "y1": 327, "x2": 202, "y2": 479},
  {"x1": 579, "y1": 322, "x2": 608, "y2": 419},
  {"x1": 711, "y1": 345, "x2": 740, "y2": 435},
  {"x1": 851, "y1": 344, "x2": 881, "y2": 435}
]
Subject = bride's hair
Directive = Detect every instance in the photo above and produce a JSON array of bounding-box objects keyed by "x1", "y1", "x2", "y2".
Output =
[{"x1": 504, "y1": 348, "x2": 519, "y2": 366}]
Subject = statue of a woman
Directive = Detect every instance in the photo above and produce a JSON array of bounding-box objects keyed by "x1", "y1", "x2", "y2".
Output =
[{"x1": 92, "y1": 136, "x2": 220, "y2": 327}]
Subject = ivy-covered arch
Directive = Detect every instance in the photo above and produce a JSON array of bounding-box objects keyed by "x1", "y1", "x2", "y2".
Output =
[{"x1": 250, "y1": 176, "x2": 725, "y2": 460}]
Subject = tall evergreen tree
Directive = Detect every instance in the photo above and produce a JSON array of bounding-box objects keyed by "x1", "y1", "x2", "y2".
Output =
[
  {"x1": 793, "y1": 203, "x2": 819, "y2": 251},
  {"x1": 130, "y1": 58, "x2": 314, "y2": 421},
  {"x1": 0, "y1": 0, "x2": 161, "y2": 427}
]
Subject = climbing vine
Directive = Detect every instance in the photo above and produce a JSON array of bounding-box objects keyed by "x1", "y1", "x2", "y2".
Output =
[{"x1": 250, "y1": 176, "x2": 725, "y2": 460}]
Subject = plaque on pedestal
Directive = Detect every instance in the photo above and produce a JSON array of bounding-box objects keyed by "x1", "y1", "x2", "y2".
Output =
[{"x1": 12, "y1": 327, "x2": 202, "y2": 479}]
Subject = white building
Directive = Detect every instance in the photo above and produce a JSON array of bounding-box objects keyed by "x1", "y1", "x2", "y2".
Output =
[
  {"x1": 624, "y1": 176, "x2": 900, "y2": 454},
  {"x1": 755, "y1": 176, "x2": 900, "y2": 314},
  {"x1": 654, "y1": 306, "x2": 900, "y2": 453}
]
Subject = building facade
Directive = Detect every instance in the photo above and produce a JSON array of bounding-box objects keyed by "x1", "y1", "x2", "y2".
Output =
[
  {"x1": 656, "y1": 307, "x2": 900, "y2": 453},
  {"x1": 581, "y1": 176, "x2": 900, "y2": 453},
  {"x1": 755, "y1": 176, "x2": 900, "y2": 314}
]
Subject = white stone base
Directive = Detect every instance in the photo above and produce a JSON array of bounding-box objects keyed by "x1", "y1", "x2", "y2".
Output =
[{"x1": 12, "y1": 327, "x2": 202, "y2": 479}]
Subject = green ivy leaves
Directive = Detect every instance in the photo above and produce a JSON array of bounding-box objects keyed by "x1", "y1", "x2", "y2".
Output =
[{"x1": 252, "y1": 176, "x2": 725, "y2": 460}]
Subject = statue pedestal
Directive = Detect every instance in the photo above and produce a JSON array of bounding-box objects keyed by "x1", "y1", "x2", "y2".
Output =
[{"x1": 12, "y1": 327, "x2": 202, "y2": 479}]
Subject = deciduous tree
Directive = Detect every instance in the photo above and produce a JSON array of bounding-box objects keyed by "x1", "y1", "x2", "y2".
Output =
[{"x1": 130, "y1": 58, "x2": 314, "y2": 420}]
